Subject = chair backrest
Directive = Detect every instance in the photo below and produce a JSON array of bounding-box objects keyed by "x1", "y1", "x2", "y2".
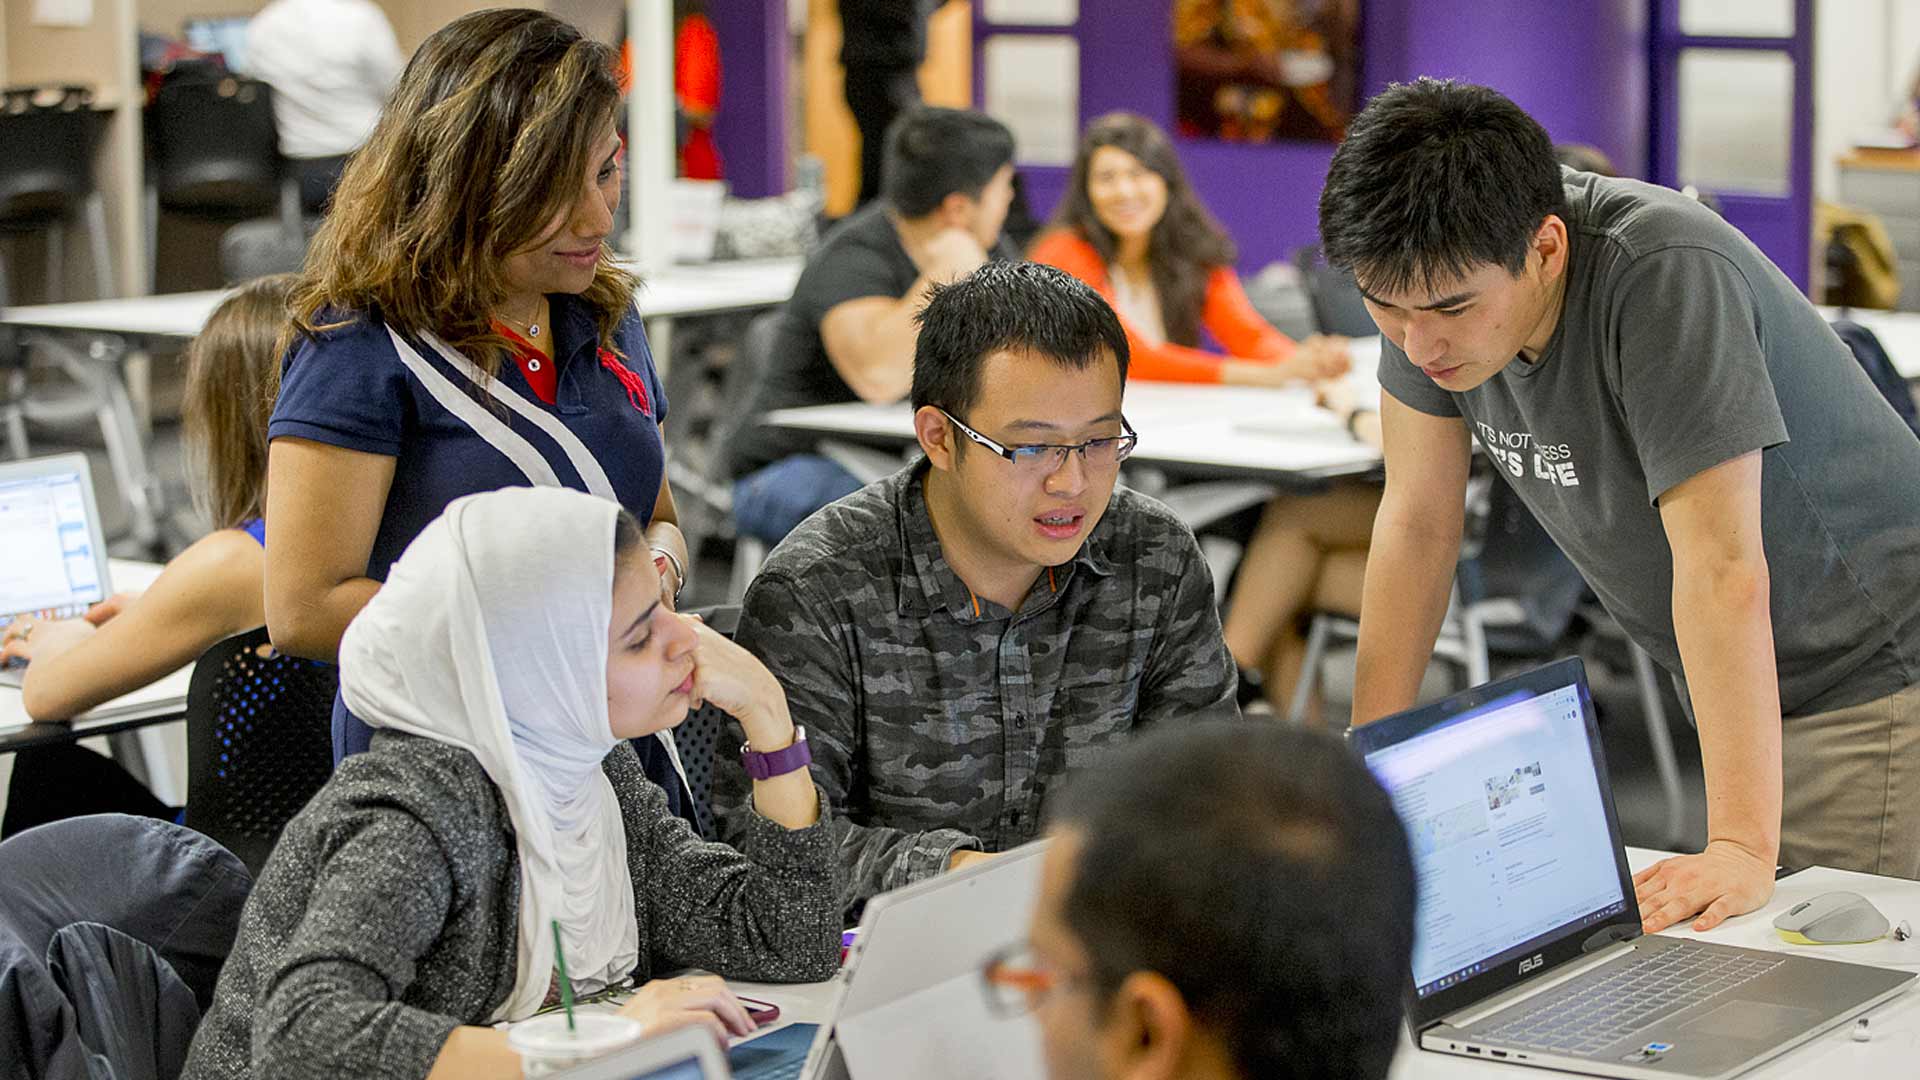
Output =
[
  {"x1": 0, "y1": 88, "x2": 104, "y2": 224},
  {"x1": 1458, "y1": 470, "x2": 1590, "y2": 654},
  {"x1": 1830, "y1": 318, "x2": 1920, "y2": 439},
  {"x1": 181, "y1": 627, "x2": 338, "y2": 877},
  {"x1": 672, "y1": 604, "x2": 742, "y2": 841},
  {"x1": 713, "y1": 308, "x2": 789, "y2": 484},
  {"x1": 147, "y1": 71, "x2": 281, "y2": 214},
  {"x1": 0, "y1": 814, "x2": 251, "y2": 1013},
  {"x1": 1291, "y1": 245, "x2": 1380, "y2": 338}
]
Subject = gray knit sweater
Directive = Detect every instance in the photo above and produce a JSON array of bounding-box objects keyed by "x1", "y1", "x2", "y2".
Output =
[{"x1": 181, "y1": 732, "x2": 842, "y2": 1080}]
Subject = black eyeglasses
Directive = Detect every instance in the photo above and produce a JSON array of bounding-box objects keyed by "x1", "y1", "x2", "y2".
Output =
[{"x1": 939, "y1": 410, "x2": 1138, "y2": 476}]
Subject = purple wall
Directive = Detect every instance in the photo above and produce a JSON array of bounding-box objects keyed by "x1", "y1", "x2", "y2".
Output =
[
  {"x1": 1029, "y1": 0, "x2": 1650, "y2": 273},
  {"x1": 708, "y1": 1, "x2": 787, "y2": 199}
]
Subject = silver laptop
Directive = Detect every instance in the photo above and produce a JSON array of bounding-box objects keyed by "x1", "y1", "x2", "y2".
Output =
[
  {"x1": 722, "y1": 839, "x2": 1050, "y2": 1080},
  {"x1": 552, "y1": 1025, "x2": 730, "y2": 1079},
  {"x1": 1347, "y1": 657, "x2": 1915, "y2": 1079},
  {"x1": 0, "y1": 453, "x2": 112, "y2": 688}
]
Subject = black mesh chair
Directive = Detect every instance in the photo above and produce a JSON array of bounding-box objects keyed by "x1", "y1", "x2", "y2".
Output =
[
  {"x1": 0, "y1": 85, "x2": 112, "y2": 305},
  {"x1": 181, "y1": 627, "x2": 337, "y2": 877},
  {"x1": 672, "y1": 604, "x2": 741, "y2": 841},
  {"x1": 145, "y1": 71, "x2": 299, "y2": 291}
]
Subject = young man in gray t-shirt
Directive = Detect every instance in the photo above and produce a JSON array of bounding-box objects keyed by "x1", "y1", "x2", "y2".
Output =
[{"x1": 1320, "y1": 79, "x2": 1920, "y2": 932}]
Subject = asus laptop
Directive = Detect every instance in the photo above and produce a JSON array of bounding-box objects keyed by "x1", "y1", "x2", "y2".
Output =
[{"x1": 1348, "y1": 657, "x2": 1914, "y2": 1078}]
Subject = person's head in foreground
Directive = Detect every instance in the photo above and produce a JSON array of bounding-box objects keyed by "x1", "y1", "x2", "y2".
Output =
[
  {"x1": 292, "y1": 7, "x2": 633, "y2": 371},
  {"x1": 997, "y1": 722, "x2": 1415, "y2": 1080},
  {"x1": 1318, "y1": 78, "x2": 1570, "y2": 393},
  {"x1": 883, "y1": 104, "x2": 1019, "y2": 250},
  {"x1": 910, "y1": 262, "x2": 1134, "y2": 600},
  {"x1": 1053, "y1": 111, "x2": 1235, "y2": 346}
]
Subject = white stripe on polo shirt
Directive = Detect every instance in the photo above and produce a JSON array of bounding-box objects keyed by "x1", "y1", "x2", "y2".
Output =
[
  {"x1": 420, "y1": 330, "x2": 619, "y2": 501},
  {"x1": 384, "y1": 325, "x2": 564, "y2": 488},
  {"x1": 383, "y1": 323, "x2": 691, "y2": 797}
]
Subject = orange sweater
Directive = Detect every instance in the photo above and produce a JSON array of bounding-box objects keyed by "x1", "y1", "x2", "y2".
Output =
[{"x1": 1028, "y1": 229, "x2": 1296, "y2": 383}]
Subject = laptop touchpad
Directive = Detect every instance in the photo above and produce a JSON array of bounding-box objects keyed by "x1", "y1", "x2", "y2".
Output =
[{"x1": 1681, "y1": 1001, "x2": 1819, "y2": 1040}]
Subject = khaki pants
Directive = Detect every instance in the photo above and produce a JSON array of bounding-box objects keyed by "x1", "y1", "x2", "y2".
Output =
[{"x1": 1781, "y1": 681, "x2": 1920, "y2": 878}]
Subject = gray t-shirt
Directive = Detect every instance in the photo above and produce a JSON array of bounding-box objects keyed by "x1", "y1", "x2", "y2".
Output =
[{"x1": 1378, "y1": 170, "x2": 1920, "y2": 717}]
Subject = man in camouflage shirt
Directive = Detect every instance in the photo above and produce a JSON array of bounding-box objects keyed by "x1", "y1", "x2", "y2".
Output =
[{"x1": 713, "y1": 262, "x2": 1240, "y2": 916}]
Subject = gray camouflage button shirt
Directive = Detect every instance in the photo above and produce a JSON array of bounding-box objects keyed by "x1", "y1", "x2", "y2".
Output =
[{"x1": 713, "y1": 460, "x2": 1239, "y2": 916}]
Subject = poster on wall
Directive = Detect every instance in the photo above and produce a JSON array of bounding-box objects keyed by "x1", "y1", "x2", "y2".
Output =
[{"x1": 1173, "y1": 0, "x2": 1362, "y2": 143}]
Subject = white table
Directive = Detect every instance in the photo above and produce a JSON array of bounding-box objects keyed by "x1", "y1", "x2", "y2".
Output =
[
  {"x1": 0, "y1": 257, "x2": 803, "y2": 550},
  {"x1": 0, "y1": 560, "x2": 191, "y2": 803},
  {"x1": 764, "y1": 338, "x2": 1387, "y2": 485},
  {"x1": 707, "y1": 850, "x2": 1920, "y2": 1080}
]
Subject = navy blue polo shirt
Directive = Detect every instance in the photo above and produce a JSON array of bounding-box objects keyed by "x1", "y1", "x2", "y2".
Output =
[{"x1": 270, "y1": 294, "x2": 683, "y2": 802}]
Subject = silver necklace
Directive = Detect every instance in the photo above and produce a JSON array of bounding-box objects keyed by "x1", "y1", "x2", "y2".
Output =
[{"x1": 501, "y1": 298, "x2": 542, "y2": 338}]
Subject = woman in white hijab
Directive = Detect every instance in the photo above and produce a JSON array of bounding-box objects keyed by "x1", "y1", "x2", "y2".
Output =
[{"x1": 184, "y1": 487, "x2": 841, "y2": 1080}]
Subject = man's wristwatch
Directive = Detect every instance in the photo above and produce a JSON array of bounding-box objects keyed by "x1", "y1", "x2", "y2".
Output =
[{"x1": 741, "y1": 726, "x2": 812, "y2": 780}]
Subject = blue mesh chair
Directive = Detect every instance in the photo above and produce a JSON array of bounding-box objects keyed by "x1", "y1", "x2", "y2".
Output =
[{"x1": 181, "y1": 627, "x2": 337, "y2": 877}]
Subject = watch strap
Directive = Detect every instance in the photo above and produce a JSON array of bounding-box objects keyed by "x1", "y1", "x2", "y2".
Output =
[{"x1": 741, "y1": 726, "x2": 811, "y2": 781}]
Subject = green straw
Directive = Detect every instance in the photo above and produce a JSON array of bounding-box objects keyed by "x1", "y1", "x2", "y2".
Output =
[{"x1": 552, "y1": 921, "x2": 575, "y2": 1032}]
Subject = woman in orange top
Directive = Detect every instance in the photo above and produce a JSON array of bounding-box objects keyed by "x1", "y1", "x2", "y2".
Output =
[
  {"x1": 1032, "y1": 112, "x2": 1376, "y2": 714},
  {"x1": 1029, "y1": 112, "x2": 1348, "y2": 385}
]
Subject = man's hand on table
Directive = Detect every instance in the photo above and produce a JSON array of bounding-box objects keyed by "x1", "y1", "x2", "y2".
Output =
[
  {"x1": 1632, "y1": 838, "x2": 1777, "y2": 933},
  {"x1": 947, "y1": 849, "x2": 1000, "y2": 873}
]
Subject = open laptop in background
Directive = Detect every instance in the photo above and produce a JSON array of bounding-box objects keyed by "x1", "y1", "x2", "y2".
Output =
[
  {"x1": 1348, "y1": 657, "x2": 1914, "y2": 1079},
  {"x1": 552, "y1": 1025, "x2": 731, "y2": 1080},
  {"x1": 0, "y1": 453, "x2": 112, "y2": 688},
  {"x1": 721, "y1": 839, "x2": 1050, "y2": 1080},
  {"x1": 183, "y1": 16, "x2": 253, "y2": 73}
]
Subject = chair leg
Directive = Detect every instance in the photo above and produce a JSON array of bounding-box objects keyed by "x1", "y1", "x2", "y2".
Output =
[
  {"x1": 145, "y1": 185, "x2": 160, "y2": 295},
  {"x1": 1628, "y1": 642, "x2": 1687, "y2": 849},
  {"x1": 1461, "y1": 608, "x2": 1491, "y2": 688},
  {"x1": 44, "y1": 222, "x2": 64, "y2": 304},
  {"x1": 85, "y1": 193, "x2": 113, "y2": 299},
  {"x1": 729, "y1": 537, "x2": 767, "y2": 603},
  {"x1": 3, "y1": 367, "x2": 28, "y2": 460},
  {"x1": 1286, "y1": 613, "x2": 1334, "y2": 726}
]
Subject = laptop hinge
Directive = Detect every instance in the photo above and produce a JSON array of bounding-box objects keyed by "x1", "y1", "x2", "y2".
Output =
[{"x1": 1447, "y1": 942, "x2": 1635, "y2": 1028}]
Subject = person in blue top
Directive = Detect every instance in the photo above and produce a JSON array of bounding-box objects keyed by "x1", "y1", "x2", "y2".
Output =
[
  {"x1": 2, "y1": 275, "x2": 294, "y2": 723},
  {"x1": 261, "y1": 10, "x2": 693, "y2": 786}
]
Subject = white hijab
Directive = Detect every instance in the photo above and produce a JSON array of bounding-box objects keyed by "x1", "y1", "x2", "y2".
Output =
[{"x1": 339, "y1": 486, "x2": 640, "y2": 1022}]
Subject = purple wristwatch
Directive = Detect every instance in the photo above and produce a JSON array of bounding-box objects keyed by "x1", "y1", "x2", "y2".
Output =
[{"x1": 741, "y1": 726, "x2": 812, "y2": 780}]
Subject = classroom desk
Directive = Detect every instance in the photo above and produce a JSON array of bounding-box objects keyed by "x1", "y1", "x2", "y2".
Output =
[
  {"x1": 763, "y1": 338, "x2": 1387, "y2": 486},
  {"x1": 710, "y1": 849, "x2": 1920, "y2": 1080},
  {"x1": 0, "y1": 257, "x2": 803, "y2": 550},
  {"x1": 0, "y1": 560, "x2": 190, "y2": 802}
]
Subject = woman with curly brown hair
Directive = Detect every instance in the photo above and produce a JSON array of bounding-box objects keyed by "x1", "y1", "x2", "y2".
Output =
[{"x1": 262, "y1": 11, "x2": 693, "y2": 784}]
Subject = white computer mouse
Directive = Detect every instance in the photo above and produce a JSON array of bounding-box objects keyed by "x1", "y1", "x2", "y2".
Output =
[{"x1": 1772, "y1": 891, "x2": 1891, "y2": 945}]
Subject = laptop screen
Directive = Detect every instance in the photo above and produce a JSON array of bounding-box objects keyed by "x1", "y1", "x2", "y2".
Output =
[
  {"x1": 0, "y1": 466, "x2": 107, "y2": 624},
  {"x1": 1360, "y1": 676, "x2": 1631, "y2": 1001},
  {"x1": 184, "y1": 17, "x2": 252, "y2": 73}
]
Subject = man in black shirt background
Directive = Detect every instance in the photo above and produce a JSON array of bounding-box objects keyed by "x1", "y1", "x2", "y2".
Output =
[{"x1": 727, "y1": 106, "x2": 1015, "y2": 545}]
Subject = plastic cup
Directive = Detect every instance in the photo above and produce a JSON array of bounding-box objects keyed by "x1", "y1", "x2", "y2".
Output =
[{"x1": 508, "y1": 1013, "x2": 646, "y2": 1077}]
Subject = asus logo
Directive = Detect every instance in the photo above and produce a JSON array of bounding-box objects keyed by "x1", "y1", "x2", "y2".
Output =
[{"x1": 1518, "y1": 954, "x2": 1545, "y2": 974}]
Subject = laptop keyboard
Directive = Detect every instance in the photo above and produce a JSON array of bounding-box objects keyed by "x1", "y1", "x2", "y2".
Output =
[{"x1": 1480, "y1": 944, "x2": 1786, "y2": 1057}]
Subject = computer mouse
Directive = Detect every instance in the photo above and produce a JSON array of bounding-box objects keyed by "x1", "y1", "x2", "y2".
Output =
[{"x1": 1772, "y1": 891, "x2": 1891, "y2": 945}]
